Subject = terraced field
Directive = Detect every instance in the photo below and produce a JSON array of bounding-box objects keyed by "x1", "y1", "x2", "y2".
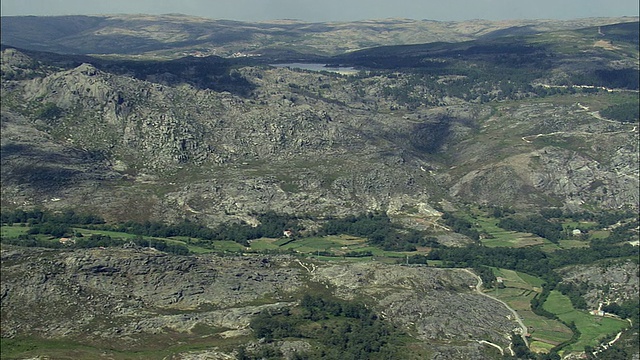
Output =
[{"x1": 487, "y1": 268, "x2": 573, "y2": 353}]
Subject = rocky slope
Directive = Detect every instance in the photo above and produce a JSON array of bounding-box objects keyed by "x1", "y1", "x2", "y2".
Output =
[
  {"x1": 2, "y1": 43, "x2": 638, "y2": 226},
  {"x1": 1, "y1": 57, "x2": 444, "y2": 224},
  {"x1": 558, "y1": 259, "x2": 640, "y2": 309},
  {"x1": 0, "y1": 245, "x2": 519, "y2": 359}
]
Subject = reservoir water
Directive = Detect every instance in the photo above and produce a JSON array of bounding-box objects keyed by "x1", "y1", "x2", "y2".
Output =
[{"x1": 271, "y1": 63, "x2": 359, "y2": 75}]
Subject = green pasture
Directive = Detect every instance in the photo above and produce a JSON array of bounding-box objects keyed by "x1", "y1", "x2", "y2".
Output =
[
  {"x1": 529, "y1": 340, "x2": 556, "y2": 353},
  {"x1": 543, "y1": 291, "x2": 629, "y2": 354},
  {"x1": 74, "y1": 229, "x2": 226, "y2": 254},
  {"x1": 0, "y1": 225, "x2": 58, "y2": 244},
  {"x1": 469, "y1": 207, "x2": 622, "y2": 253},
  {"x1": 589, "y1": 230, "x2": 610, "y2": 239},
  {"x1": 0, "y1": 225, "x2": 29, "y2": 238},
  {"x1": 0, "y1": 337, "x2": 107, "y2": 360},
  {"x1": 473, "y1": 215, "x2": 547, "y2": 248},
  {"x1": 2, "y1": 223, "x2": 414, "y2": 259},
  {"x1": 248, "y1": 235, "x2": 414, "y2": 260},
  {"x1": 72, "y1": 228, "x2": 140, "y2": 239},
  {"x1": 492, "y1": 268, "x2": 544, "y2": 290},
  {"x1": 487, "y1": 269, "x2": 572, "y2": 350}
]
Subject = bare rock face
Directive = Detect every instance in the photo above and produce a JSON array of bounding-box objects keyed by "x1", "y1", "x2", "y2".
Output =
[
  {"x1": 2, "y1": 45, "x2": 639, "y2": 224},
  {"x1": 0, "y1": 246, "x2": 301, "y2": 339},
  {"x1": 558, "y1": 259, "x2": 640, "y2": 308},
  {"x1": 448, "y1": 101, "x2": 639, "y2": 211},
  {"x1": 311, "y1": 262, "x2": 518, "y2": 348},
  {"x1": 2, "y1": 53, "x2": 447, "y2": 223}
]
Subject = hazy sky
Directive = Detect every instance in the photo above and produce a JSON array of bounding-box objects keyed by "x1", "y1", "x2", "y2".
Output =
[{"x1": 1, "y1": 0, "x2": 638, "y2": 22}]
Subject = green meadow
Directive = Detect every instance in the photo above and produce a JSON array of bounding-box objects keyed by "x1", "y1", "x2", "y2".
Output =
[
  {"x1": 487, "y1": 268, "x2": 572, "y2": 350},
  {"x1": 543, "y1": 291, "x2": 629, "y2": 354}
]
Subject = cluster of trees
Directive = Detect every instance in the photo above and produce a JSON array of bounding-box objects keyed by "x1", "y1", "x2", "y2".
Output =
[
  {"x1": 530, "y1": 287, "x2": 556, "y2": 319},
  {"x1": 27, "y1": 222, "x2": 72, "y2": 238},
  {"x1": 565, "y1": 69, "x2": 640, "y2": 90},
  {"x1": 343, "y1": 250, "x2": 374, "y2": 258},
  {"x1": 440, "y1": 212, "x2": 480, "y2": 241},
  {"x1": 473, "y1": 266, "x2": 497, "y2": 288},
  {"x1": 1, "y1": 208, "x2": 105, "y2": 226},
  {"x1": 556, "y1": 282, "x2": 589, "y2": 310},
  {"x1": 600, "y1": 101, "x2": 640, "y2": 123},
  {"x1": 483, "y1": 205, "x2": 516, "y2": 218},
  {"x1": 318, "y1": 212, "x2": 428, "y2": 251},
  {"x1": 428, "y1": 240, "x2": 638, "y2": 289},
  {"x1": 428, "y1": 245, "x2": 559, "y2": 283},
  {"x1": 552, "y1": 209, "x2": 637, "y2": 228},
  {"x1": 597, "y1": 222, "x2": 640, "y2": 246},
  {"x1": 129, "y1": 237, "x2": 189, "y2": 255},
  {"x1": 405, "y1": 254, "x2": 429, "y2": 265},
  {"x1": 106, "y1": 211, "x2": 301, "y2": 246},
  {"x1": 4, "y1": 208, "x2": 437, "y2": 252},
  {"x1": 1, "y1": 208, "x2": 190, "y2": 255},
  {"x1": 498, "y1": 215, "x2": 564, "y2": 243},
  {"x1": 248, "y1": 294, "x2": 405, "y2": 359},
  {"x1": 374, "y1": 65, "x2": 551, "y2": 109},
  {"x1": 35, "y1": 102, "x2": 64, "y2": 122},
  {"x1": 602, "y1": 299, "x2": 640, "y2": 324},
  {"x1": 509, "y1": 331, "x2": 558, "y2": 360}
]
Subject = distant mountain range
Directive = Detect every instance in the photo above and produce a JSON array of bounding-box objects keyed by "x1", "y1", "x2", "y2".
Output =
[{"x1": 2, "y1": 14, "x2": 638, "y2": 57}]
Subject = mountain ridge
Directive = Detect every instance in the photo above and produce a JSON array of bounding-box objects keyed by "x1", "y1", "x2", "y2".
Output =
[{"x1": 2, "y1": 15, "x2": 638, "y2": 57}]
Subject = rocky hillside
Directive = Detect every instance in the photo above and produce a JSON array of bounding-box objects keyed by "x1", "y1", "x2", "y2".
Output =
[
  {"x1": 1, "y1": 55, "x2": 445, "y2": 224},
  {"x1": 1, "y1": 245, "x2": 518, "y2": 359},
  {"x1": 559, "y1": 259, "x2": 639, "y2": 309},
  {"x1": 1, "y1": 30, "x2": 638, "y2": 225}
]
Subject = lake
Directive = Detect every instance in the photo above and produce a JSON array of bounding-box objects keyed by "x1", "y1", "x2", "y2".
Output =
[{"x1": 271, "y1": 63, "x2": 359, "y2": 75}]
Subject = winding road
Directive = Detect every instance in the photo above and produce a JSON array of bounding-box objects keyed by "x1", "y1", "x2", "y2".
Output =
[
  {"x1": 521, "y1": 102, "x2": 638, "y2": 144},
  {"x1": 461, "y1": 269, "x2": 529, "y2": 350}
]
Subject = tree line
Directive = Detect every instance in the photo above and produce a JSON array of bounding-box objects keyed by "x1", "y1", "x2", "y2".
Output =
[
  {"x1": 1, "y1": 208, "x2": 105, "y2": 226},
  {"x1": 497, "y1": 215, "x2": 564, "y2": 243},
  {"x1": 318, "y1": 212, "x2": 431, "y2": 251}
]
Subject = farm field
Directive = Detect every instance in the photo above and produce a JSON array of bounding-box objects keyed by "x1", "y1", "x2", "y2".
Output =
[
  {"x1": 0, "y1": 225, "x2": 28, "y2": 238},
  {"x1": 249, "y1": 235, "x2": 413, "y2": 260},
  {"x1": 474, "y1": 216, "x2": 547, "y2": 248},
  {"x1": 543, "y1": 291, "x2": 629, "y2": 354},
  {"x1": 1, "y1": 223, "x2": 416, "y2": 261},
  {"x1": 470, "y1": 209, "x2": 605, "y2": 252},
  {"x1": 487, "y1": 268, "x2": 572, "y2": 351}
]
